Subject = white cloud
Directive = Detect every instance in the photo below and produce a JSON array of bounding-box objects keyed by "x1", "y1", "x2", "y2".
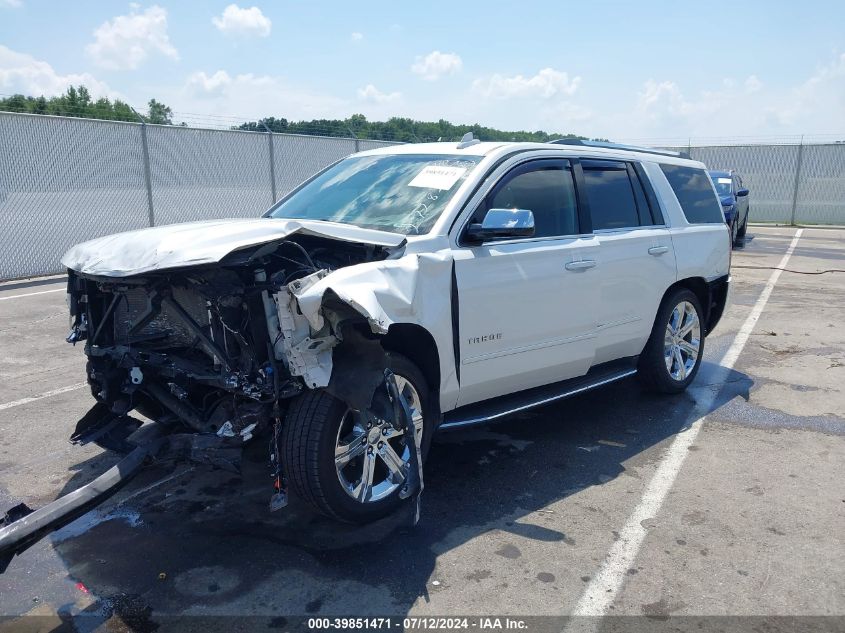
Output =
[
  {"x1": 357, "y1": 84, "x2": 401, "y2": 103},
  {"x1": 630, "y1": 80, "x2": 730, "y2": 138},
  {"x1": 0, "y1": 45, "x2": 114, "y2": 98},
  {"x1": 411, "y1": 51, "x2": 462, "y2": 81},
  {"x1": 637, "y1": 79, "x2": 692, "y2": 118},
  {"x1": 744, "y1": 75, "x2": 762, "y2": 94},
  {"x1": 0, "y1": 0, "x2": 22, "y2": 8},
  {"x1": 212, "y1": 4, "x2": 271, "y2": 38},
  {"x1": 541, "y1": 100, "x2": 592, "y2": 124},
  {"x1": 176, "y1": 69, "x2": 347, "y2": 121},
  {"x1": 186, "y1": 70, "x2": 232, "y2": 96},
  {"x1": 473, "y1": 68, "x2": 581, "y2": 99},
  {"x1": 774, "y1": 53, "x2": 845, "y2": 129},
  {"x1": 350, "y1": 32, "x2": 363, "y2": 42},
  {"x1": 626, "y1": 58, "x2": 842, "y2": 139},
  {"x1": 86, "y1": 5, "x2": 178, "y2": 70}
]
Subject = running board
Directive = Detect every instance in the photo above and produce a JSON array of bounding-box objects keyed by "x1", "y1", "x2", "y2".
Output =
[{"x1": 440, "y1": 359, "x2": 638, "y2": 430}]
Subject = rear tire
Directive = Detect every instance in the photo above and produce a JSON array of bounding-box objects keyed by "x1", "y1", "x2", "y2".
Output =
[
  {"x1": 737, "y1": 211, "x2": 748, "y2": 239},
  {"x1": 730, "y1": 217, "x2": 741, "y2": 247},
  {"x1": 281, "y1": 353, "x2": 433, "y2": 523},
  {"x1": 638, "y1": 288, "x2": 705, "y2": 394}
]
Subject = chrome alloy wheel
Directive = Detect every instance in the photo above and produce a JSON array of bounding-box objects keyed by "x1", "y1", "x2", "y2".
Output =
[
  {"x1": 664, "y1": 300, "x2": 701, "y2": 381},
  {"x1": 333, "y1": 376, "x2": 424, "y2": 504}
]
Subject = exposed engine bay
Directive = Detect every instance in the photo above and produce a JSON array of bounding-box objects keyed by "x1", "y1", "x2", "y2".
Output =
[{"x1": 66, "y1": 234, "x2": 395, "y2": 443}]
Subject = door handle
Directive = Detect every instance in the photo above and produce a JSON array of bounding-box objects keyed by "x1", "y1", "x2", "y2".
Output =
[
  {"x1": 565, "y1": 260, "x2": 597, "y2": 271},
  {"x1": 648, "y1": 246, "x2": 669, "y2": 256}
]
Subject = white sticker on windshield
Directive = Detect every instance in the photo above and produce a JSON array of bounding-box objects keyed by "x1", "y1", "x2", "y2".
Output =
[
  {"x1": 717, "y1": 178, "x2": 732, "y2": 184},
  {"x1": 408, "y1": 165, "x2": 467, "y2": 190}
]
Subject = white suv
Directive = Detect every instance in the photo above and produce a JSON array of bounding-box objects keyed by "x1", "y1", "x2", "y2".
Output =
[{"x1": 60, "y1": 138, "x2": 730, "y2": 524}]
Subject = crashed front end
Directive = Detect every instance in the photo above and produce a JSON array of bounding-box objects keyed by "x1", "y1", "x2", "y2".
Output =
[
  {"x1": 65, "y1": 233, "x2": 395, "y2": 446},
  {"x1": 1, "y1": 223, "x2": 428, "y2": 572}
]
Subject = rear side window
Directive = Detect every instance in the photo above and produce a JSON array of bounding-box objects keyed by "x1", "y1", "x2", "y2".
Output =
[
  {"x1": 581, "y1": 160, "x2": 639, "y2": 230},
  {"x1": 660, "y1": 164, "x2": 724, "y2": 223}
]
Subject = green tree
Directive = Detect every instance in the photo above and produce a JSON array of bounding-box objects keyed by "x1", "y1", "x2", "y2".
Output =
[
  {"x1": 0, "y1": 85, "x2": 174, "y2": 125},
  {"x1": 146, "y1": 99, "x2": 173, "y2": 125},
  {"x1": 0, "y1": 84, "x2": 599, "y2": 142}
]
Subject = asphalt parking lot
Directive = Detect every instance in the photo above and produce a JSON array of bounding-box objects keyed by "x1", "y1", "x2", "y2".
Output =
[{"x1": 0, "y1": 225, "x2": 843, "y2": 631}]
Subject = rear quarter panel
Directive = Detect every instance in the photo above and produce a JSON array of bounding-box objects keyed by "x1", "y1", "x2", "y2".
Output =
[{"x1": 642, "y1": 161, "x2": 731, "y2": 283}]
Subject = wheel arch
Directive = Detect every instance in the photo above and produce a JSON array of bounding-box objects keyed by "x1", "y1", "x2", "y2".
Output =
[
  {"x1": 381, "y1": 323, "x2": 441, "y2": 405},
  {"x1": 661, "y1": 276, "x2": 727, "y2": 336}
]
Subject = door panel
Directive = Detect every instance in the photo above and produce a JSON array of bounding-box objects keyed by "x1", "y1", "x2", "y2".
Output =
[
  {"x1": 453, "y1": 236, "x2": 599, "y2": 407},
  {"x1": 577, "y1": 158, "x2": 678, "y2": 365},
  {"x1": 587, "y1": 228, "x2": 677, "y2": 365}
]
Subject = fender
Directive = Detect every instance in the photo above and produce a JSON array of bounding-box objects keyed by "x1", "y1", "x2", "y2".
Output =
[{"x1": 289, "y1": 250, "x2": 461, "y2": 411}]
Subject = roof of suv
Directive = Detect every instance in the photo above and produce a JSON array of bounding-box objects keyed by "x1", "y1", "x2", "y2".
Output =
[{"x1": 358, "y1": 141, "x2": 706, "y2": 168}]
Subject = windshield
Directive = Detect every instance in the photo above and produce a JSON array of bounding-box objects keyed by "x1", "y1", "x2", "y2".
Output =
[
  {"x1": 709, "y1": 174, "x2": 733, "y2": 197},
  {"x1": 268, "y1": 154, "x2": 483, "y2": 235}
]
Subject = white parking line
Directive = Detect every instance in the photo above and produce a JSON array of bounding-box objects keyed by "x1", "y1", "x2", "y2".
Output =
[
  {"x1": 568, "y1": 229, "x2": 803, "y2": 624},
  {"x1": 0, "y1": 288, "x2": 65, "y2": 301},
  {"x1": 0, "y1": 383, "x2": 87, "y2": 412}
]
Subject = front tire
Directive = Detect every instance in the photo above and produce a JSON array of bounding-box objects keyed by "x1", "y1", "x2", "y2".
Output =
[
  {"x1": 638, "y1": 288, "x2": 704, "y2": 394},
  {"x1": 281, "y1": 353, "x2": 433, "y2": 523}
]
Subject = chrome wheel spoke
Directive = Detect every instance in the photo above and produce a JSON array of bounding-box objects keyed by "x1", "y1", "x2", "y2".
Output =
[
  {"x1": 673, "y1": 347, "x2": 686, "y2": 379},
  {"x1": 335, "y1": 433, "x2": 366, "y2": 467},
  {"x1": 664, "y1": 348, "x2": 674, "y2": 372},
  {"x1": 334, "y1": 372, "x2": 424, "y2": 504},
  {"x1": 663, "y1": 301, "x2": 701, "y2": 382},
  {"x1": 378, "y1": 442, "x2": 406, "y2": 482},
  {"x1": 396, "y1": 376, "x2": 424, "y2": 433},
  {"x1": 679, "y1": 339, "x2": 699, "y2": 359},
  {"x1": 679, "y1": 312, "x2": 699, "y2": 338},
  {"x1": 668, "y1": 307, "x2": 681, "y2": 336},
  {"x1": 353, "y1": 453, "x2": 377, "y2": 502}
]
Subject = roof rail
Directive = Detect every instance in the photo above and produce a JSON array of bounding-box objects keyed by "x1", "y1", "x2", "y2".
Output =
[{"x1": 547, "y1": 138, "x2": 690, "y2": 160}]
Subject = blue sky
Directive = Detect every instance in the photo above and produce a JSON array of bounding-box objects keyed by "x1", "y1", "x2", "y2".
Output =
[{"x1": 1, "y1": 0, "x2": 844, "y2": 140}]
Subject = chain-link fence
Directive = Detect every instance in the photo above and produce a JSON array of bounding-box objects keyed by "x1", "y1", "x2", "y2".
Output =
[
  {"x1": 0, "y1": 112, "x2": 398, "y2": 280},
  {"x1": 661, "y1": 143, "x2": 845, "y2": 225},
  {"x1": 1, "y1": 111, "x2": 843, "y2": 280}
]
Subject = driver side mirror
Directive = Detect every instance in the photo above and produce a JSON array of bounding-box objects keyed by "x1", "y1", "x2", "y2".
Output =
[
  {"x1": 736, "y1": 188, "x2": 749, "y2": 197},
  {"x1": 466, "y1": 208, "x2": 535, "y2": 243}
]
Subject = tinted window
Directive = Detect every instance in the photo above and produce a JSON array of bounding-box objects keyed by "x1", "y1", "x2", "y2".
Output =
[
  {"x1": 662, "y1": 164, "x2": 724, "y2": 223},
  {"x1": 487, "y1": 164, "x2": 578, "y2": 237},
  {"x1": 629, "y1": 165, "x2": 657, "y2": 226},
  {"x1": 581, "y1": 161, "x2": 640, "y2": 230},
  {"x1": 634, "y1": 162, "x2": 665, "y2": 225}
]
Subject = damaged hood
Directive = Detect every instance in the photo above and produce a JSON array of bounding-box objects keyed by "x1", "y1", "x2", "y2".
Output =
[{"x1": 61, "y1": 218, "x2": 406, "y2": 277}]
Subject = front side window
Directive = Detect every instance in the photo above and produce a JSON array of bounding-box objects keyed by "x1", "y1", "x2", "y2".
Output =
[
  {"x1": 268, "y1": 154, "x2": 482, "y2": 235},
  {"x1": 665, "y1": 164, "x2": 724, "y2": 223},
  {"x1": 485, "y1": 162, "x2": 579, "y2": 238},
  {"x1": 581, "y1": 160, "x2": 640, "y2": 230}
]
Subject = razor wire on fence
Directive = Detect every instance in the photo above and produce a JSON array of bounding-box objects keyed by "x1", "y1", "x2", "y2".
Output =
[{"x1": 0, "y1": 110, "x2": 843, "y2": 281}]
